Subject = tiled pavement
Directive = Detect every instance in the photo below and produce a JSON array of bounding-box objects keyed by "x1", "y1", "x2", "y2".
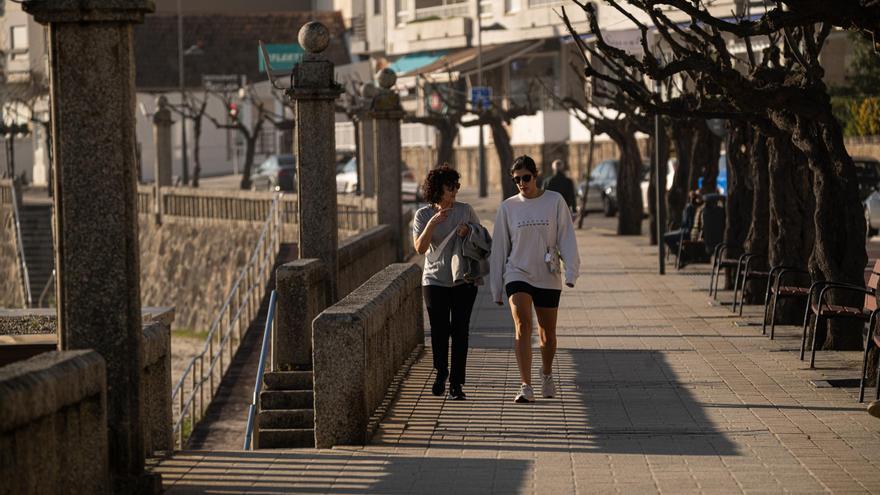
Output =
[{"x1": 151, "y1": 197, "x2": 880, "y2": 494}]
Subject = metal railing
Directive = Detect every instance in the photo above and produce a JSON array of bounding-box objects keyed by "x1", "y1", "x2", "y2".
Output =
[
  {"x1": 38, "y1": 269, "x2": 55, "y2": 308},
  {"x1": 244, "y1": 289, "x2": 278, "y2": 450},
  {"x1": 8, "y1": 180, "x2": 32, "y2": 307},
  {"x1": 170, "y1": 194, "x2": 283, "y2": 449}
]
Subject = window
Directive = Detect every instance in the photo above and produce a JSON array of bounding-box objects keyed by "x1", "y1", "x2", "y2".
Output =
[
  {"x1": 10, "y1": 26, "x2": 27, "y2": 50},
  {"x1": 527, "y1": 0, "x2": 561, "y2": 6},
  {"x1": 374, "y1": 0, "x2": 382, "y2": 15},
  {"x1": 506, "y1": 0, "x2": 521, "y2": 13}
]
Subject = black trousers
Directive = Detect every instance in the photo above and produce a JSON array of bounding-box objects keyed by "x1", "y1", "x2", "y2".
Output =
[{"x1": 423, "y1": 284, "x2": 478, "y2": 386}]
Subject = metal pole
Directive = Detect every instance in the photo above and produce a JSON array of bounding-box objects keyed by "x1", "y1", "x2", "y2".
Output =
[
  {"x1": 477, "y1": 1, "x2": 487, "y2": 198},
  {"x1": 177, "y1": 0, "x2": 189, "y2": 185},
  {"x1": 655, "y1": 111, "x2": 665, "y2": 275}
]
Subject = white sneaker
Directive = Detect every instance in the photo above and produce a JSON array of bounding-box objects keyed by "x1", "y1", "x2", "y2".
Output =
[
  {"x1": 514, "y1": 383, "x2": 535, "y2": 403},
  {"x1": 542, "y1": 373, "x2": 556, "y2": 398}
]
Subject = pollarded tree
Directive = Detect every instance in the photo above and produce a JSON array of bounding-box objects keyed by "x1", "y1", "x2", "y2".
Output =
[{"x1": 404, "y1": 75, "x2": 468, "y2": 169}]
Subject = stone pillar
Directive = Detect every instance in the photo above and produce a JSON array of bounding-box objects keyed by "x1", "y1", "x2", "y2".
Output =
[
  {"x1": 152, "y1": 96, "x2": 172, "y2": 225},
  {"x1": 357, "y1": 84, "x2": 377, "y2": 198},
  {"x1": 23, "y1": 1, "x2": 158, "y2": 492},
  {"x1": 289, "y1": 22, "x2": 343, "y2": 302},
  {"x1": 152, "y1": 96, "x2": 173, "y2": 188},
  {"x1": 370, "y1": 69, "x2": 405, "y2": 261}
]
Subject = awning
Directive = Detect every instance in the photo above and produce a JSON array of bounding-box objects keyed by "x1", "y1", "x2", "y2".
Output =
[
  {"x1": 400, "y1": 40, "x2": 546, "y2": 80},
  {"x1": 390, "y1": 50, "x2": 449, "y2": 75}
]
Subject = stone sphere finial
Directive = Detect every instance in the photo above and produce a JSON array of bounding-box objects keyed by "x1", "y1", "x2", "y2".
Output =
[
  {"x1": 156, "y1": 95, "x2": 168, "y2": 108},
  {"x1": 376, "y1": 68, "x2": 397, "y2": 89},
  {"x1": 298, "y1": 22, "x2": 330, "y2": 54},
  {"x1": 361, "y1": 82, "x2": 378, "y2": 98}
]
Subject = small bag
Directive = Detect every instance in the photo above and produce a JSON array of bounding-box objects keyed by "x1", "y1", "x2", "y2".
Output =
[{"x1": 545, "y1": 248, "x2": 560, "y2": 274}]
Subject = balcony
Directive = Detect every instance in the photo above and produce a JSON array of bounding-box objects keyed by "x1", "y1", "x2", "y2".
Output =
[{"x1": 398, "y1": 16, "x2": 472, "y2": 53}]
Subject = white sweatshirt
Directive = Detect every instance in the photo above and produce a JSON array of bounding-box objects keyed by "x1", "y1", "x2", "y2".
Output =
[{"x1": 490, "y1": 190, "x2": 581, "y2": 302}]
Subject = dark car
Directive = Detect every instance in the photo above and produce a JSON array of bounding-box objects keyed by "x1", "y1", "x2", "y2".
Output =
[
  {"x1": 577, "y1": 159, "x2": 649, "y2": 217},
  {"x1": 250, "y1": 154, "x2": 296, "y2": 192}
]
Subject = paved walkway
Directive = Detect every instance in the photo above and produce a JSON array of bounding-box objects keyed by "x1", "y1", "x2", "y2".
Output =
[{"x1": 150, "y1": 197, "x2": 880, "y2": 494}]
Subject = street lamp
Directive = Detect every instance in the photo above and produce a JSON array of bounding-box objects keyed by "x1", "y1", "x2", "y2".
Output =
[{"x1": 476, "y1": 0, "x2": 487, "y2": 198}]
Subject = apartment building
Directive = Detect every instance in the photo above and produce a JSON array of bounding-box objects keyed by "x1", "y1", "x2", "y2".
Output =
[{"x1": 0, "y1": 1, "x2": 49, "y2": 186}]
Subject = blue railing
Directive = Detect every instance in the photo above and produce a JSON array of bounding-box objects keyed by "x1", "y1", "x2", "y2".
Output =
[{"x1": 244, "y1": 289, "x2": 278, "y2": 450}]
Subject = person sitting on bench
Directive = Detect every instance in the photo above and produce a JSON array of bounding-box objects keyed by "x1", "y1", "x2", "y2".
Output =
[{"x1": 663, "y1": 190, "x2": 701, "y2": 254}]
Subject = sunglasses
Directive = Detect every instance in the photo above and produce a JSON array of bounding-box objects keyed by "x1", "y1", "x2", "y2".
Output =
[
  {"x1": 512, "y1": 174, "x2": 533, "y2": 185},
  {"x1": 444, "y1": 183, "x2": 461, "y2": 191}
]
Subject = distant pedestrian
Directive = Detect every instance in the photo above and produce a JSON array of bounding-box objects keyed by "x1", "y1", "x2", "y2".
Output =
[
  {"x1": 490, "y1": 155, "x2": 580, "y2": 403},
  {"x1": 543, "y1": 159, "x2": 577, "y2": 216},
  {"x1": 413, "y1": 164, "x2": 486, "y2": 401}
]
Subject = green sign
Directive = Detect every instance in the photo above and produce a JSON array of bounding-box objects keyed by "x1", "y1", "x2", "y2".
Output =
[{"x1": 258, "y1": 43, "x2": 304, "y2": 72}]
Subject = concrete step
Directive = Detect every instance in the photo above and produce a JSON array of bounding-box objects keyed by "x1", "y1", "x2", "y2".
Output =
[
  {"x1": 260, "y1": 390, "x2": 313, "y2": 410},
  {"x1": 263, "y1": 371, "x2": 313, "y2": 391},
  {"x1": 257, "y1": 428, "x2": 314, "y2": 449},
  {"x1": 258, "y1": 409, "x2": 314, "y2": 429}
]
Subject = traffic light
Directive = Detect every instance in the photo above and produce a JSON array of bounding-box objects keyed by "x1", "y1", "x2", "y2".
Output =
[{"x1": 228, "y1": 103, "x2": 238, "y2": 119}]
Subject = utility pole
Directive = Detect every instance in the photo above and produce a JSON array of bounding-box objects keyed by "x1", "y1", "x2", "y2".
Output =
[
  {"x1": 177, "y1": 0, "x2": 189, "y2": 185},
  {"x1": 477, "y1": 0, "x2": 487, "y2": 198}
]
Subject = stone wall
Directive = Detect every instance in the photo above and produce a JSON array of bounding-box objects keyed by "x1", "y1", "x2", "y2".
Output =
[
  {"x1": 0, "y1": 350, "x2": 110, "y2": 494},
  {"x1": 312, "y1": 263, "x2": 424, "y2": 448},
  {"x1": 337, "y1": 225, "x2": 397, "y2": 297},
  {"x1": 0, "y1": 307, "x2": 175, "y2": 458},
  {"x1": 139, "y1": 216, "x2": 262, "y2": 332},
  {"x1": 845, "y1": 136, "x2": 880, "y2": 161}
]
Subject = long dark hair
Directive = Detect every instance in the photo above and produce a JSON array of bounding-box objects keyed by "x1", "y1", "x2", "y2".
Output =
[{"x1": 510, "y1": 155, "x2": 538, "y2": 176}]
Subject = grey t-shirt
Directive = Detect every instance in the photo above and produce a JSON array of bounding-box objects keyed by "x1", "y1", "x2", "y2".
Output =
[{"x1": 413, "y1": 202, "x2": 480, "y2": 287}]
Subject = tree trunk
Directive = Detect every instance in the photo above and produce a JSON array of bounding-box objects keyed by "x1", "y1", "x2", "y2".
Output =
[
  {"x1": 766, "y1": 126, "x2": 814, "y2": 323},
  {"x1": 239, "y1": 130, "x2": 258, "y2": 190},
  {"x1": 786, "y1": 113, "x2": 868, "y2": 351},
  {"x1": 489, "y1": 119, "x2": 518, "y2": 199},
  {"x1": 690, "y1": 121, "x2": 722, "y2": 195},
  {"x1": 192, "y1": 117, "x2": 203, "y2": 188},
  {"x1": 577, "y1": 134, "x2": 596, "y2": 229},
  {"x1": 667, "y1": 121, "x2": 694, "y2": 230},
  {"x1": 741, "y1": 128, "x2": 770, "y2": 303},
  {"x1": 724, "y1": 121, "x2": 752, "y2": 254},
  {"x1": 437, "y1": 121, "x2": 458, "y2": 168},
  {"x1": 608, "y1": 124, "x2": 643, "y2": 236},
  {"x1": 647, "y1": 125, "x2": 669, "y2": 246}
]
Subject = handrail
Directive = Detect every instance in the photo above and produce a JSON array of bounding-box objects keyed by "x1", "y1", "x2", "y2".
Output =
[
  {"x1": 9, "y1": 180, "x2": 32, "y2": 307},
  {"x1": 244, "y1": 289, "x2": 277, "y2": 450},
  {"x1": 38, "y1": 269, "x2": 55, "y2": 307},
  {"x1": 170, "y1": 193, "x2": 283, "y2": 449}
]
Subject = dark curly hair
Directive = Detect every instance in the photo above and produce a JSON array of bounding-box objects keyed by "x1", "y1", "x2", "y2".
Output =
[{"x1": 422, "y1": 164, "x2": 460, "y2": 204}]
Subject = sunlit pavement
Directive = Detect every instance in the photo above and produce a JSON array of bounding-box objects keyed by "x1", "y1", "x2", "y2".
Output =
[{"x1": 150, "y1": 189, "x2": 880, "y2": 494}]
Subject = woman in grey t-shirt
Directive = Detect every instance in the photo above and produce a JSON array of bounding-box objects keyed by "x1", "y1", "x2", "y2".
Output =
[{"x1": 413, "y1": 165, "x2": 480, "y2": 400}]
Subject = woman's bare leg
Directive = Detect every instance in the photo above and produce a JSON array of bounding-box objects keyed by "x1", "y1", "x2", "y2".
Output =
[
  {"x1": 535, "y1": 307, "x2": 559, "y2": 375},
  {"x1": 509, "y1": 293, "x2": 534, "y2": 385}
]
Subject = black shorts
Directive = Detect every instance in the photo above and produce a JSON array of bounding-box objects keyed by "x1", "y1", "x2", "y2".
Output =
[{"x1": 505, "y1": 281, "x2": 562, "y2": 309}]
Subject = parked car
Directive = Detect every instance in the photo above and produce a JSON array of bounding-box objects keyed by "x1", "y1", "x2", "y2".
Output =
[
  {"x1": 250, "y1": 154, "x2": 295, "y2": 192},
  {"x1": 335, "y1": 157, "x2": 422, "y2": 201},
  {"x1": 854, "y1": 157, "x2": 880, "y2": 236},
  {"x1": 577, "y1": 159, "x2": 650, "y2": 217},
  {"x1": 696, "y1": 152, "x2": 728, "y2": 196}
]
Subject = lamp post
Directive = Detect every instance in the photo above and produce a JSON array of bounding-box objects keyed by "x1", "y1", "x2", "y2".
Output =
[
  {"x1": 177, "y1": 0, "x2": 189, "y2": 185},
  {"x1": 476, "y1": 1, "x2": 487, "y2": 198}
]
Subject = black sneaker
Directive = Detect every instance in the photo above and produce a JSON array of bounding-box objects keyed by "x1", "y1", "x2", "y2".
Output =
[
  {"x1": 448, "y1": 384, "x2": 466, "y2": 400},
  {"x1": 432, "y1": 371, "x2": 448, "y2": 396}
]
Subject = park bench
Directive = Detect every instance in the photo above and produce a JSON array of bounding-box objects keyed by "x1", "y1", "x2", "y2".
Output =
[
  {"x1": 761, "y1": 266, "x2": 811, "y2": 339},
  {"x1": 800, "y1": 259, "x2": 880, "y2": 369},
  {"x1": 709, "y1": 243, "x2": 742, "y2": 299},
  {"x1": 674, "y1": 194, "x2": 725, "y2": 270},
  {"x1": 732, "y1": 253, "x2": 770, "y2": 315},
  {"x1": 859, "y1": 307, "x2": 880, "y2": 403}
]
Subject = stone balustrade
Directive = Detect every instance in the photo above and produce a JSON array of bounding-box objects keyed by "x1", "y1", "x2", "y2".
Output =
[
  {"x1": 312, "y1": 263, "x2": 424, "y2": 448},
  {"x1": 0, "y1": 308, "x2": 175, "y2": 458},
  {"x1": 0, "y1": 350, "x2": 110, "y2": 493}
]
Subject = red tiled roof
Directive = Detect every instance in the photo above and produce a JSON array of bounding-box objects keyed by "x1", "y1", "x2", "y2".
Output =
[{"x1": 134, "y1": 11, "x2": 350, "y2": 91}]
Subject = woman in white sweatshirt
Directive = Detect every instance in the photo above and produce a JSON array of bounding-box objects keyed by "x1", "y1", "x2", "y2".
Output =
[{"x1": 490, "y1": 155, "x2": 580, "y2": 403}]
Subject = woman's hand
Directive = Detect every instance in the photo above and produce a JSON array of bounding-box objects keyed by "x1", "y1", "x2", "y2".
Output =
[
  {"x1": 456, "y1": 223, "x2": 470, "y2": 237},
  {"x1": 427, "y1": 207, "x2": 451, "y2": 228}
]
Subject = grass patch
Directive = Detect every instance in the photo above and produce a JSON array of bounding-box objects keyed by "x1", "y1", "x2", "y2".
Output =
[{"x1": 172, "y1": 327, "x2": 209, "y2": 340}]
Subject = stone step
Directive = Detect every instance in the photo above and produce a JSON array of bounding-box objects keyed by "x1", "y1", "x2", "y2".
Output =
[
  {"x1": 258, "y1": 409, "x2": 314, "y2": 429},
  {"x1": 257, "y1": 428, "x2": 315, "y2": 449},
  {"x1": 260, "y1": 390, "x2": 313, "y2": 410},
  {"x1": 263, "y1": 371, "x2": 313, "y2": 391}
]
